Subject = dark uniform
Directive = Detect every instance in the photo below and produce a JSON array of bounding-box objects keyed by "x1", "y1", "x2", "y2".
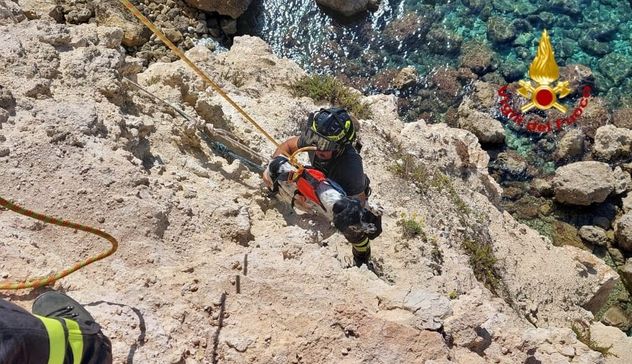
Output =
[
  {"x1": 0, "y1": 298, "x2": 112, "y2": 364},
  {"x1": 298, "y1": 138, "x2": 374, "y2": 263}
]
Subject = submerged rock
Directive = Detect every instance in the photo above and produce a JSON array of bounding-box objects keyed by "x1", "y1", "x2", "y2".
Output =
[
  {"x1": 392, "y1": 66, "x2": 418, "y2": 90},
  {"x1": 486, "y1": 16, "x2": 516, "y2": 44},
  {"x1": 184, "y1": 0, "x2": 253, "y2": 18},
  {"x1": 316, "y1": 0, "x2": 372, "y2": 17},
  {"x1": 599, "y1": 52, "x2": 632, "y2": 84},
  {"x1": 459, "y1": 41, "x2": 496, "y2": 76}
]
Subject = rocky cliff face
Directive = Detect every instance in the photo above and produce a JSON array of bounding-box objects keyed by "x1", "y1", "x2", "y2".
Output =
[{"x1": 1, "y1": 3, "x2": 631, "y2": 363}]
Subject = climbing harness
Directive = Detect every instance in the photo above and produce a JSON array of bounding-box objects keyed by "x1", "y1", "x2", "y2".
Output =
[
  {"x1": 270, "y1": 146, "x2": 350, "y2": 213},
  {"x1": 0, "y1": 197, "x2": 118, "y2": 290}
]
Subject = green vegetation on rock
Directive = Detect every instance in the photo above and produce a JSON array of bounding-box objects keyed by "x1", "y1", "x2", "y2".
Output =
[
  {"x1": 398, "y1": 213, "x2": 426, "y2": 240},
  {"x1": 462, "y1": 239, "x2": 501, "y2": 294},
  {"x1": 289, "y1": 75, "x2": 372, "y2": 119}
]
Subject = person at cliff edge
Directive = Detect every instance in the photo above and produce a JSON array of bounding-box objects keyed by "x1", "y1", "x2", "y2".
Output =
[{"x1": 262, "y1": 107, "x2": 382, "y2": 268}]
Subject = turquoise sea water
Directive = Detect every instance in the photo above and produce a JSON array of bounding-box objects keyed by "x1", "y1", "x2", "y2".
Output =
[
  {"x1": 239, "y1": 0, "x2": 632, "y2": 181},
  {"x1": 241, "y1": 0, "x2": 632, "y2": 113}
]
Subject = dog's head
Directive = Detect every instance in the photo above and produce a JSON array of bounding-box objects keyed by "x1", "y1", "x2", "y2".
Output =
[
  {"x1": 332, "y1": 198, "x2": 380, "y2": 237},
  {"x1": 267, "y1": 156, "x2": 292, "y2": 181}
]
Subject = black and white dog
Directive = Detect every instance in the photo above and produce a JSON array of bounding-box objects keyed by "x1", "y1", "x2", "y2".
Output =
[{"x1": 266, "y1": 156, "x2": 382, "y2": 239}]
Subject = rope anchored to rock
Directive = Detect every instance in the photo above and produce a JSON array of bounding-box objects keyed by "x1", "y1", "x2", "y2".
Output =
[
  {"x1": 118, "y1": 0, "x2": 280, "y2": 148},
  {"x1": 0, "y1": 197, "x2": 118, "y2": 290}
]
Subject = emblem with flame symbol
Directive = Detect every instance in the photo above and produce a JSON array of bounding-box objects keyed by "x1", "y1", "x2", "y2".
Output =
[{"x1": 517, "y1": 29, "x2": 571, "y2": 113}]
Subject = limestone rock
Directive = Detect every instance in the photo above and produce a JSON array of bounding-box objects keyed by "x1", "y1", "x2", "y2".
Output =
[
  {"x1": 399, "y1": 120, "x2": 502, "y2": 204},
  {"x1": 95, "y1": 1, "x2": 150, "y2": 47},
  {"x1": 579, "y1": 97, "x2": 610, "y2": 139},
  {"x1": 531, "y1": 178, "x2": 553, "y2": 197},
  {"x1": 0, "y1": 0, "x2": 26, "y2": 25},
  {"x1": 579, "y1": 226, "x2": 609, "y2": 247},
  {"x1": 16, "y1": 0, "x2": 57, "y2": 20},
  {"x1": 553, "y1": 161, "x2": 615, "y2": 206},
  {"x1": 316, "y1": 0, "x2": 371, "y2": 17},
  {"x1": 615, "y1": 212, "x2": 632, "y2": 253},
  {"x1": 490, "y1": 151, "x2": 528, "y2": 180},
  {"x1": 0, "y1": 108, "x2": 8, "y2": 124},
  {"x1": 613, "y1": 167, "x2": 631, "y2": 195},
  {"x1": 566, "y1": 247, "x2": 619, "y2": 315},
  {"x1": 4, "y1": 11, "x2": 632, "y2": 362},
  {"x1": 623, "y1": 193, "x2": 632, "y2": 213},
  {"x1": 392, "y1": 66, "x2": 418, "y2": 90},
  {"x1": 593, "y1": 125, "x2": 632, "y2": 162},
  {"x1": 488, "y1": 208, "x2": 619, "y2": 326},
  {"x1": 375, "y1": 288, "x2": 451, "y2": 331},
  {"x1": 184, "y1": 0, "x2": 253, "y2": 18},
  {"x1": 612, "y1": 108, "x2": 632, "y2": 130},
  {"x1": 555, "y1": 129, "x2": 584, "y2": 161},
  {"x1": 589, "y1": 322, "x2": 632, "y2": 363},
  {"x1": 620, "y1": 258, "x2": 632, "y2": 292},
  {"x1": 602, "y1": 306, "x2": 631, "y2": 332},
  {"x1": 457, "y1": 97, "x2": 505, "y2": 144},
  {"x1": 0, "y1": 86, "x2": 16, "y2": 111}
]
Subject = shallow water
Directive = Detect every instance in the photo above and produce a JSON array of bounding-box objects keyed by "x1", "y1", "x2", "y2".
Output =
[{"x1": 241, "y1": 0, "x2": 632, "y2": 109}]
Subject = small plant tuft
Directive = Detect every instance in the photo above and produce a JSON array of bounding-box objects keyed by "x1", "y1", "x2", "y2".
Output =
[
  {"x1": 429, "y1": 236, "x2": 443, "y2": 275},
  {"x1": 221, "y1": 70, "x2": 246, "y2": 87},
  {"x1": 390, "y1": 152, "x2": 432, "y2": 190},
  {"x1": 397, "y1": 213, "x2": 426, "y2": 240},
  {"x1": 448, "y1": 290, "x2": 458, "y2": 300},
  {"x1": 462, "y1": 239, "x2": 501, "y2": 294},
  {"x1": 290, "y1": 75, "x2": 372, "y2": 119}
]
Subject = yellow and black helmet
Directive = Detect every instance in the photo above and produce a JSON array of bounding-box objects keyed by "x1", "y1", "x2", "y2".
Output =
[{"x1": 302, "y1": 107, "x2": 356, "y2": 152}]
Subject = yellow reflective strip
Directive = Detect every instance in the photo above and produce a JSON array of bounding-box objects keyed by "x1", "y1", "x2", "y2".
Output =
[
  {"x1": 352, "y1": 238, "x2": 370, "y2": 252},
  {"x1": 63, "y1": 319, "x2": 84, "y2": 364},
  {"x1": 34, "y1": 315, "x2": 66, "y2": 364}
]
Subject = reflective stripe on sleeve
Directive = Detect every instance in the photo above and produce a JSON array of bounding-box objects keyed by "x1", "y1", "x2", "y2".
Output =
[
  {"x1": 63, "y1": 318, "x2": 84, "y2": 364},
  {"x1": 34, "y1": 315, "x2": 65, "y2": 364}
]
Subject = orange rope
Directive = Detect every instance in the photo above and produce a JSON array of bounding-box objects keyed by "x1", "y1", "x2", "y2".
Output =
[{"x1": 0, "y1": 197, "x2": 118, "y2": 290}]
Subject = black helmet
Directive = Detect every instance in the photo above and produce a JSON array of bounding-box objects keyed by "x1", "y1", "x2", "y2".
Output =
[{"x1": 301, "y1": 107, "x2": 356, "y2": 152}]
